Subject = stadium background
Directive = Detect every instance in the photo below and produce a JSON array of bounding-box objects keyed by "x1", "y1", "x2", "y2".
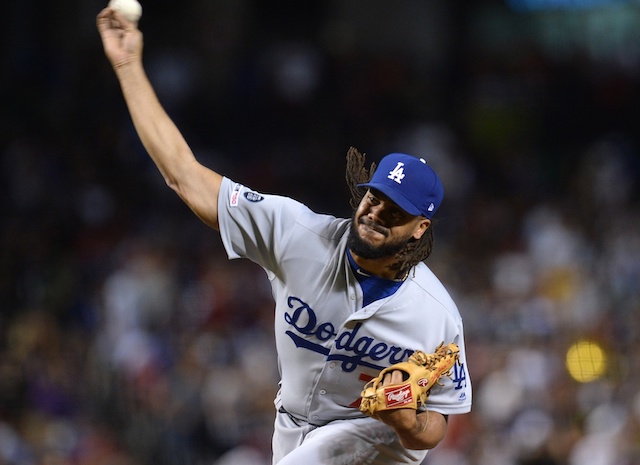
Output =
[{"x1": 2, "y1": 0, "x2": 640, "y2": 464}]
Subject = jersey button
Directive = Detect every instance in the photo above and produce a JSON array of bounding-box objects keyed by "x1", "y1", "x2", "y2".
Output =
[
  {"x1": 329, "y1": 362, "x2": 336, "y2": 369},
  {"x1": 320, "y1": 389, "x2": 326, "y2": 395}
]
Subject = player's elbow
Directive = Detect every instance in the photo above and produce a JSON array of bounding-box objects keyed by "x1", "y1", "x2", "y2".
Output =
[
  {"x1": 165, "y1": 165, "x2": 222, "y2": 230},
  {"x1": 164, "y1": 176, "x2": 180, "y2": 195},
  {"x1": 165, "y1": 176, "x2": 190, "y2": 206}
]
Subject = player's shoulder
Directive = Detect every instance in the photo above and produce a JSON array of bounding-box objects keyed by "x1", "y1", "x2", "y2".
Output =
[
  {"x1": 220, "y1": 178, "x2": 310, "y2": 217},
  {"x1": 295, "y1": 208, "x2": 350, "y2": 240},
  {"x1": 408, "y1": 263, "x2": 460, "y2": 317},
  {"x1": 221, "y1": 177, "x2": 350, "y2": 238}
]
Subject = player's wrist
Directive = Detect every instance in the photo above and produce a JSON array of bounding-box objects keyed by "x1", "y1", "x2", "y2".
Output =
[
  {"x1": 113, "y1": 57, "x2": 146, "y2": 84},
  {"x1": 394, "y1": 420, "x2": 430, "y2": 450},
  {"x1": 113, "y1": 55, "x2": 142, "y2": 70},
  {"x1": 392, "y1": 409, "x2": 421, "y2": 434}
]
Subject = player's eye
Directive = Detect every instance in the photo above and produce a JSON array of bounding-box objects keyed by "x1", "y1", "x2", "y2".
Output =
[{"x1": 389, "y1": 209, "x2": 407, "y2": 222}]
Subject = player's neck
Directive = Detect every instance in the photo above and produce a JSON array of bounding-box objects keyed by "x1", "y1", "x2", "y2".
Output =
[{"x1": 348, "y1": 250, "x2": 405, "y2": 281}]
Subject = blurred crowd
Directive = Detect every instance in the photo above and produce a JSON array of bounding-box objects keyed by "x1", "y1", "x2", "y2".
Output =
[{"x1": 2, "y1": 1, "x2": 640, "y2": 464}]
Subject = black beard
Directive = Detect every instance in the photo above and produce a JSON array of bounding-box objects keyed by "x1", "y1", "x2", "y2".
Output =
[{"x1": 347, "y1": 217, "x2": 410, "y2": 260}]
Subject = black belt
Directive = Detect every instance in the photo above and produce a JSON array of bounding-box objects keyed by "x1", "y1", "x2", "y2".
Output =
[{"x1": 277, "y1": 406, "x2": 311, "y2": 426}]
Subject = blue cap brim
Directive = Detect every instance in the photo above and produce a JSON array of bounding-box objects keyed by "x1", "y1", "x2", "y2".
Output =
[{"x1": 358, "y1": 182, "x2": 422, "y2": 217}]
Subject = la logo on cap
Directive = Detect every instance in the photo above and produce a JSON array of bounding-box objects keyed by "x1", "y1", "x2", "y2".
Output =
[
  {"x1": 387, "y1": 162, "x2": 406, "y2": 184},
  {"x1": 357, "y1": 152, "x2": 444, "y2": 219}
]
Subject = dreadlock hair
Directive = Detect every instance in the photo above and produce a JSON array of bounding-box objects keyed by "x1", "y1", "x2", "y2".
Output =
[{"x1": 345, "y1": 146, "x2": 435, "y2": 276}]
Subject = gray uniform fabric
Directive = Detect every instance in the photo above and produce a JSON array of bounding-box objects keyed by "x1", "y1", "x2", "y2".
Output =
[{"x1": 217, "y1": 177, "x2": 472, "y2": 463}]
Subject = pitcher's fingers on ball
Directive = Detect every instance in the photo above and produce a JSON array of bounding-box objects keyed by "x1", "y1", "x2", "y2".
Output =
[{"x1": 108, "y1": 0, "x2": 142, "y2": 22}]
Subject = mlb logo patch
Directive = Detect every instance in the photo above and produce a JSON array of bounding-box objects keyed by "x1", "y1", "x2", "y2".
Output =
[{"x1": 384, "y1": 384, "x2": 413, "y2": 408}]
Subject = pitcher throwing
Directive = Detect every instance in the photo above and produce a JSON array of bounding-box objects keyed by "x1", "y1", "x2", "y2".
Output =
[{"x1": 97, "y1": 7, "x2": 472, "y2": 464}]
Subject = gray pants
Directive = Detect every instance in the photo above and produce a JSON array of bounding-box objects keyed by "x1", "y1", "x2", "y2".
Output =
[{"x1": 272, "y1": 410, "x2": 428, "y2": 465}]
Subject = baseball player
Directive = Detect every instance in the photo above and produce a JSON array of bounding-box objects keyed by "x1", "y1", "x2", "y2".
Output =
[{"x1": 97, "y1": 8, "x2": 472, "y2": 465}]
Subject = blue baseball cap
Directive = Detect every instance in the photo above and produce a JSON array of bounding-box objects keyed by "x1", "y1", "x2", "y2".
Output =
[{"x1": 357, "y1": 153, "x2": 444, "y2": 219}]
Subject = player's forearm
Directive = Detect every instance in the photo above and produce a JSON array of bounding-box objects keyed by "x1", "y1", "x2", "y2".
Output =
[
  {"x1": 392, "y1": 410, "x2": 447, "y2": 450},
  {"x1": 114, "y1": 60, "x2": 195, "y2": 192},
  {"x1": 111, "y1": 60, "x2": 222, "y2": 229}
]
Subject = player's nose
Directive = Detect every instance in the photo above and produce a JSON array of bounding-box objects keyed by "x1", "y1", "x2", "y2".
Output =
[{"x1": 367, "y1": 205, "x2": 387, "y2": 226}]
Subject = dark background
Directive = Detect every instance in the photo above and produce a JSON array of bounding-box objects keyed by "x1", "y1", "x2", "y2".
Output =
[{"x1": 1, "y1": 1, "x2": 640, "y2": 464}]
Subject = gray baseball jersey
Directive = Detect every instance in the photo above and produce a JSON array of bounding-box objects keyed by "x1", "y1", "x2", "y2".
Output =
[{"x1": 217, "y1": 177, "x2": 472, "y2": 426}]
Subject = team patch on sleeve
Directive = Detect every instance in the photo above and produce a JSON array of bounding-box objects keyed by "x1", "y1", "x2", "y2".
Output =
[
  {"x1": 244, "y1": 191, "x2": 264, "y2": 202},
  {"x1": 230, "y1": 183, "x2": 243, "y2": 207}
]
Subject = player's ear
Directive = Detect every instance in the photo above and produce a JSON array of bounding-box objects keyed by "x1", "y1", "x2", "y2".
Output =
[{"x1": 412, "y1": 218, "x2": 431, "y2": 240}]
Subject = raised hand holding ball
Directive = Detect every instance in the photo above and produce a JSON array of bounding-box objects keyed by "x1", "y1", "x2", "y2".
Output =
[{"x1": 108, "y1": 0, "x2": 142, "y2": 22}]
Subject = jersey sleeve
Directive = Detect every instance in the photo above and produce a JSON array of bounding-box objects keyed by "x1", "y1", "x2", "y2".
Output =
[
  {"x1": 426, "y1": 335, "x2": 472, "y2": 415},
  {"x1": 216, "y1": 177, "x2": 306, "y2": 272},
  {"x1": 423, "y1": 317, "x2": 472, "y2": 415}
]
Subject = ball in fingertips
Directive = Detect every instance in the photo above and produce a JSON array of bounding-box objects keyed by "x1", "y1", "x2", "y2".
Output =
[{"x1": 108, "y1": 0, "x2": 142, "y2": 22}]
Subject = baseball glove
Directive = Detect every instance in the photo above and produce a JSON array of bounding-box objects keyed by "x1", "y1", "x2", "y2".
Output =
[{"x1": 359, "y1": 342, "x2": 459, "y2": 417}]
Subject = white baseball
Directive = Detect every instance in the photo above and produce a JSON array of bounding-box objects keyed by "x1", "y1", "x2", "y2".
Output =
[{"x1": 108, "y1": 0, "x2": 142, "y2": 22}]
